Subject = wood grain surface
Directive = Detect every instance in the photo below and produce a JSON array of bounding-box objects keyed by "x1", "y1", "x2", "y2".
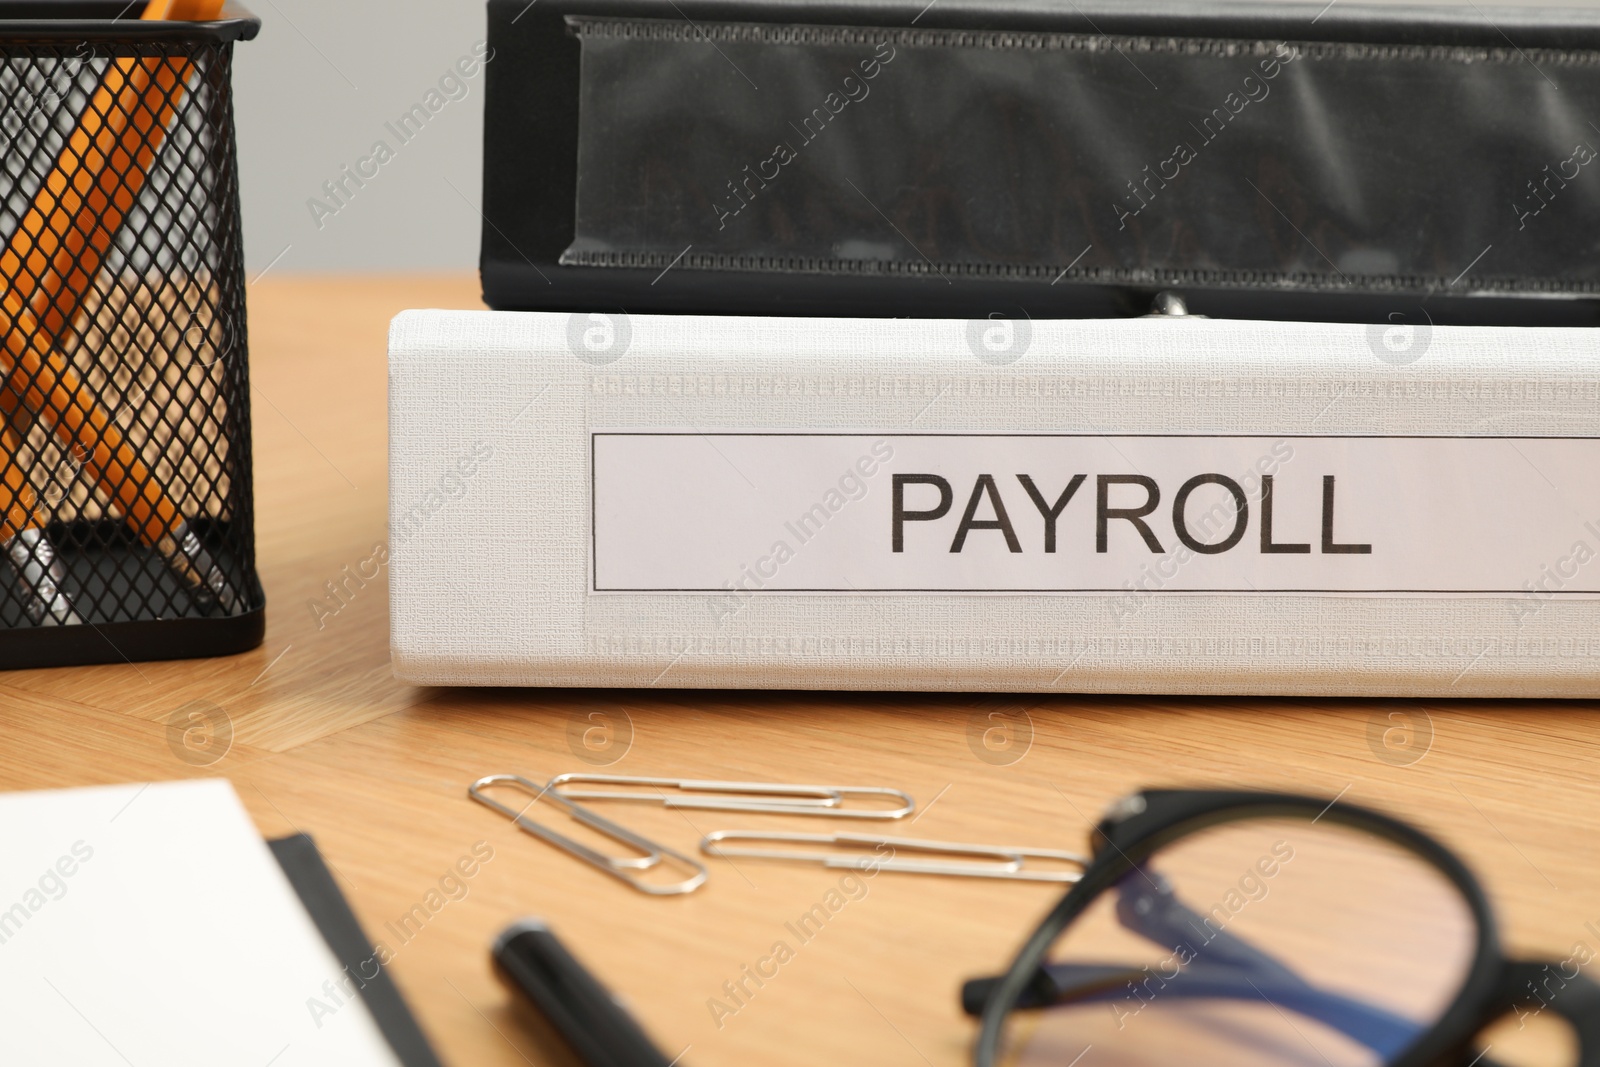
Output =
[{"x1": 0, "y1": 276, "x2": 1596, "y2": 1066}]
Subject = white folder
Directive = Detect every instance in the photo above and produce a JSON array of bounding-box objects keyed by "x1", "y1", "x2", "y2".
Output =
[{"x1": 388, "y1": 310, "x2": 1600, "y2": 696}]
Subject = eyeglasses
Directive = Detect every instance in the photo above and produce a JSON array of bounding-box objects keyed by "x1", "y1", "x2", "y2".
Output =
[{"x1": 963, "y1": 789, "x2": 1600, "y2": 1067}]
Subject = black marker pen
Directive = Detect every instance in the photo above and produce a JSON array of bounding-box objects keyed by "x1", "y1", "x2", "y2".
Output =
[{"x1": 493, "y1": 919, "x2": 676, "y2": 1067}]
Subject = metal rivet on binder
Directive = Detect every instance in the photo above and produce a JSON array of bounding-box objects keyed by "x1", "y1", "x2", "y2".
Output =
[
  {"x1": 701, "y1": 830, "x2": 1089, "y2": 883},
  {"x1": 1149, "y1": 291, "x2": 1190, "y2": 317},
  {"x1": 546, "y1": 773, "x2": 916, "y2": 820},
  {"x1": 469, "y1": 774, "x2": 708, "y2": 896}
]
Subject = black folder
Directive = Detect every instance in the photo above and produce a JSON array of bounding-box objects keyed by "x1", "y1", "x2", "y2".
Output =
[
  {"x1": 269, "y1": 834, "x2": 444, "y2": 1067},
  {"x1": 482, "y1": 0, "x2": 1600, "y2": 326}
]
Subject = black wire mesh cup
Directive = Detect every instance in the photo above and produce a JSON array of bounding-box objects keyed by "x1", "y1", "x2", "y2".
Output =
[{"x1": 0, "y1": 4, "x2": 263, "y2": 667}]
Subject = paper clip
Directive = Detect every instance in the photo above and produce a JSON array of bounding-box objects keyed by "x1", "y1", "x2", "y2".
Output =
[
  {"x1": 469, "y1": 775, "x2": 707, "y2": 896},
  {"x1": 546, "y1": 773, "x2": 915, "y2": 820},
  {"x1": 701, "y1": 830, "x2": 1089, "y2": 883}
]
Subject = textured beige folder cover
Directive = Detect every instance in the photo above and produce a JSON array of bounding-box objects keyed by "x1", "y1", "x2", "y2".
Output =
[{"x1": 388, "y1": 310, "x2": 1600, "y2": 696}]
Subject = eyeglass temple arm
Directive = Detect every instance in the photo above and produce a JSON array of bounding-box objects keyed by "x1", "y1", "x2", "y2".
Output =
[
  {"x1": 961, "y1": 960, "x2": 1421, "y2": 1058},
  {"x1": 1112, "y1": 875, "x2": 1303, "y2": 985},
  {"x1": 1112, "y1": 875, "x2": 1424, "y2": 1052},
  {"x1": 961, "y1": 871, "x2": 1419, "y2": 1055},
  {"x1": 962, "y1": 964, "x2": 1127, "y2": 1017},
  {"x1": 1102, "y1": 883, "x2": 1600, "y2": 1067}
]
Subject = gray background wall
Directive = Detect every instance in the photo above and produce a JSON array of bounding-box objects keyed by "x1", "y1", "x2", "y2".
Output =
[
  {"x1": 234, "y1": 0, "x2": 491, "y2": 275},
  {"x1": 231, "y1": 0, "x2": 1590, "y2": 275}
]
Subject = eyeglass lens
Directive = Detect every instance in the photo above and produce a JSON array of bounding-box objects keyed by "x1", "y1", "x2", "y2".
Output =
[{"x1": 1001, "y1": 816, "x2": 1479, "y2": 1067}]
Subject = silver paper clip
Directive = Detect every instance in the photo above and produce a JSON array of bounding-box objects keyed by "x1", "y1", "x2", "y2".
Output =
[
  {"x1": 547, "y1": 773, "x2": 915, "y2": 820},
  {"x1": 701, "y1": 830, "x2": 1089, "y2": 883},
  {"x1": 469, "y1": 774, "x2": 708, "y2": 896}
]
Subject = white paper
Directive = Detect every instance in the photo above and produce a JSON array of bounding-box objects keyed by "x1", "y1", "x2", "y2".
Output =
[{"x1": 0, "y1": 780, "x2": 403, "y2": 1067}]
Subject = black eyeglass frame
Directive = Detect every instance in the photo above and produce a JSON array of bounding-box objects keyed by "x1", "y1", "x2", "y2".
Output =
[{"x1": 970, "y1": 789, "x2": 1600, "y2": 1067}]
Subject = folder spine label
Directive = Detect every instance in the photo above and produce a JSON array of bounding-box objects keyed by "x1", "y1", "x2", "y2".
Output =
[{"x1": 591, "y1": 432, "x2": 1600, "y2": 598}]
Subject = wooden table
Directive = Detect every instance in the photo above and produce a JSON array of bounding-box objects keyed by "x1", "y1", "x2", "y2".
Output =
[{"x1": 1, "y1": 276, "x2": 1595, "y2": 1066}]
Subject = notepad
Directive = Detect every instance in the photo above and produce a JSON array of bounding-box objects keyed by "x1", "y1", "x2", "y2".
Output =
[{"x1": 0, "y1": 779, "x2": 404, "y2": 1066}]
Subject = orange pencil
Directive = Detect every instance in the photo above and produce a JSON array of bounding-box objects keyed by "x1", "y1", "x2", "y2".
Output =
[
  {"x1": 0, "y1": 389, "x2": 82, "y2": 626},
  {"x1": 0, "y1": 0, "x2": 236, "y2": 612},
  {"x1": 0, "y1": 292, "x2": 236, "y2": 612},
  {"x1": 0, "y1": 0, "x2": 204, "y2": 337}
]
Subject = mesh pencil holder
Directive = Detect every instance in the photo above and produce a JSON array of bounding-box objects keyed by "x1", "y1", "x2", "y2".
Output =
[{"x1": 0, "y1": 3, "x2": 262, "y2": 668}]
